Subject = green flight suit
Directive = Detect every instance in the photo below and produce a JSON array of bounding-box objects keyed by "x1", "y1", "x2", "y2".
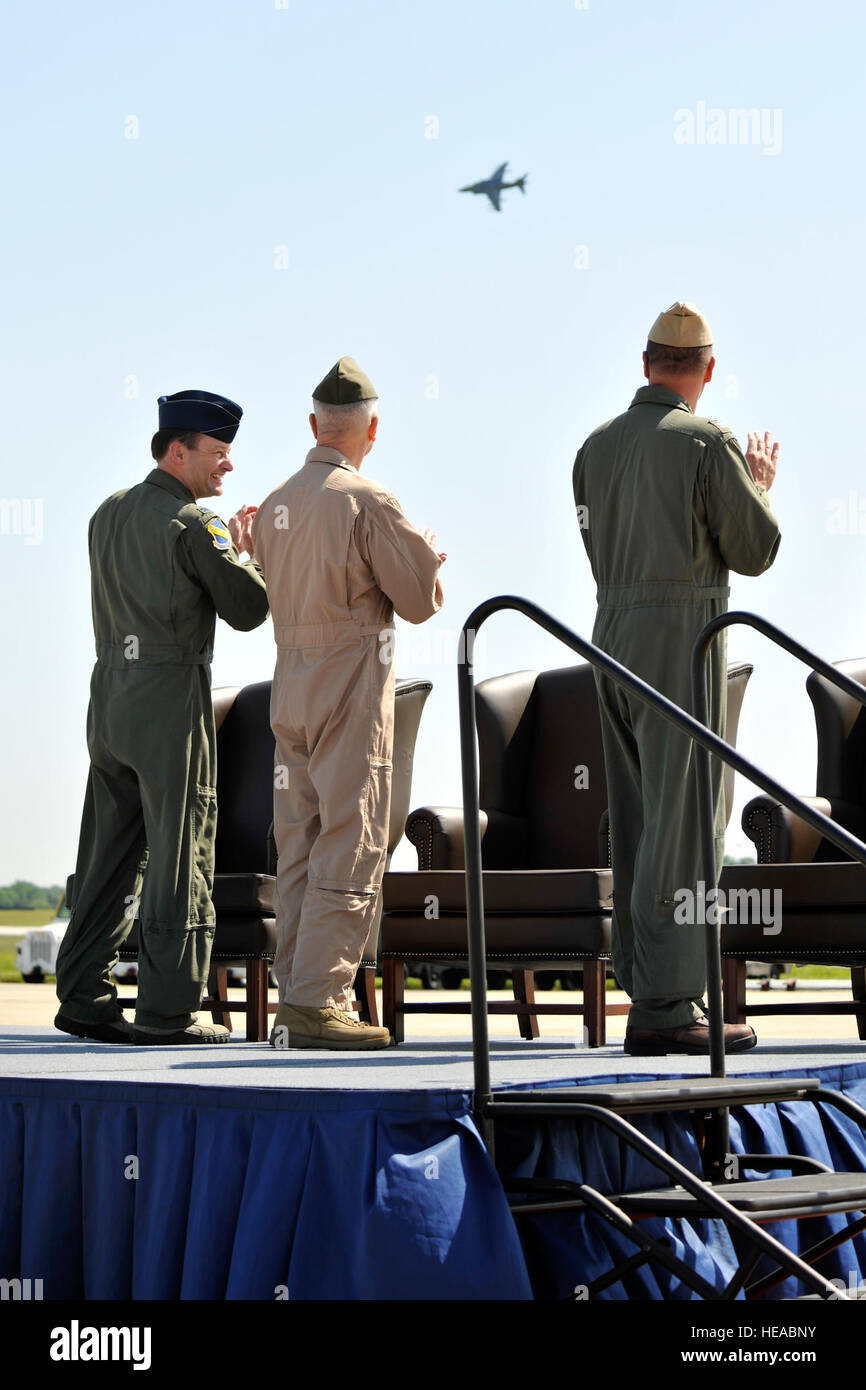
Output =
[
  {"x1": 573, "y1": 385, "x2": 780, "y2": 1029},
  {"x1": 56, "y1": 469, "x2": 269, "y2": 1031}
]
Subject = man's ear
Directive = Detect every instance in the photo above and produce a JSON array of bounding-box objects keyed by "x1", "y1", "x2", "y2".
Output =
[
  {"x1": 642, "y1": 350, "x2": 649, "y2": 381},
  {"x1": 309, "y1": 412, "x2": 318, "y2": 439},
  {"x1": 704, "y1": 356, "x2": 716, "y2": 384},
  {"x1": 368, "y1": 414, "x2": 379, "y2": 443}
]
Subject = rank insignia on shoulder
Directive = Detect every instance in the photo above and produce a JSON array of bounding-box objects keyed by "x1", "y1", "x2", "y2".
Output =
[{"x1": 206, "y1": 521, "x2": 232, "y2": 551}]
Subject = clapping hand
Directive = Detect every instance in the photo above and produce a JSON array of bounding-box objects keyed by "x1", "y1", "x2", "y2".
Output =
[
  {"x1": 745, "y1": 432, "x2": 779, "y2": 491},
  {"x1": 229, "y1": 504, "x2": 258, "y2": 557},
  {"x1": 422, "y1": 527, "x2": 447, "y2": 563}
]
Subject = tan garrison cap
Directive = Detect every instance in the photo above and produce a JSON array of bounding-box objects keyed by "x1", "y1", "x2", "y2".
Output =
[
  {"x1": 647, "y1": 301, "x2": 713, "y2": 348},
  {"x1": 313, "y1": 356, "x2": 378, "y2": 405}
]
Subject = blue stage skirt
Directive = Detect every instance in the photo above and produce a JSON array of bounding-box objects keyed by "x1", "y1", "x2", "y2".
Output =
[
  {"x1": 0, "y1": 1079, "x2": 532, "y2": 1300},
  {"x1": 2, "y1": 1064, "x2": 865, "y2": 1300}
]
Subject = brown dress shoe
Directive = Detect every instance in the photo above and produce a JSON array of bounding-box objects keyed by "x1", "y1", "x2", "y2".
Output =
[
  {"x1": 624, "y1": 1018, "x2": 757, "y2": 1056},
  {"x1": 55, "y1": 1011, "x2": 135, "y2": 1045}
]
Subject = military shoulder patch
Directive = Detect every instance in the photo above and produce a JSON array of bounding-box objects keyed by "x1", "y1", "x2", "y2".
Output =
[{"x1": 206, "y1": 520, "x2": 232, "y2": 551}]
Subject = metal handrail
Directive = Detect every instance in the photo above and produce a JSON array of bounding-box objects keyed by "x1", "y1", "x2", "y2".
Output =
[
  {"x1": 691, "y1": 610, "x2": 866, "y2": 1076},
  {"x1": 458, "y1": 596, "x2": 866, "y2": 1140}
]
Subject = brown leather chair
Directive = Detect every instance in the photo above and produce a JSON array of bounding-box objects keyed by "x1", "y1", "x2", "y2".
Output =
[
  {"x1": 67, "y1": 676, "x2": 433, "y2": 1040},
  {"x1": 381, "y1": 660, "x2": 753, "y2": 1045},
  {"x1": 723, "y1": 658, "x2": 866, "y2": 1037}
]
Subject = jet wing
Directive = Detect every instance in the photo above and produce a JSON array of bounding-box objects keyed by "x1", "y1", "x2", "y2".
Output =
[
  {"x1": 485, "y1": 186, "x2": 502, "y2": 211},
  {"x1": 490, "y1": 162, "x2": 508, "y2": 182}
]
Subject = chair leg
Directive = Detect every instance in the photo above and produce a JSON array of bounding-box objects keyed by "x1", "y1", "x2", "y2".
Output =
[
  {"x1": 722, "y1": 958, "x2": 747, "y2": 1024},
  {"x1": 512, "y1": 969, "x2": 540, "y2": 1039},
  {"x1": 382, "y1": 958, "x2": 404, "y2": 1043},
  {"x1": 354, "y1": 966, "x2": 379, "y2": 1027},
  {"x1": 582, "y1": 959, "x2": 606, "y2": 1048},
  {"x1": 246, "y1": 959, "x2": 269, "y2": 1042},
  {"x1": 207, "y1": 965, "x2": 232, "y2": 1032},
  {"x1": 851, "y1": 967, "x2": 866, "y2": 1040}
]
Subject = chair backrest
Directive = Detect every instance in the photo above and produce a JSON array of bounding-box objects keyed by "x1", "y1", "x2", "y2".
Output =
[
  {"x1": 222, "y1": 676, "x2": 434, "y2": 882},
  {"x1": 808, "y1": 659, "x2": 866, "y2": 808},
  {"x1": 476, "y1": 661, "x2": 754, "y2": 870},
  {"x1": 214, "y1": 681, "x2": 275, "y2": 874},
  {"x1": 476, "y1": 665, "x2": 605, "y2": 869},
  {"x1": 389, "y1": 679, "x2": 434, "y2": 856},
  {"x1": 724, "y1": 663, "x2": 753, "y2": 820}
]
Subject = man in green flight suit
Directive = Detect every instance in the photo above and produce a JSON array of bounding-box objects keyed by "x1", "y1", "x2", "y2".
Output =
[
  {"x1": 55, "y1": 389, "x2": 270, "y2": 1045},
  {"x1": 573, "y1": 302, "x2": 780, "y2": 1055}
]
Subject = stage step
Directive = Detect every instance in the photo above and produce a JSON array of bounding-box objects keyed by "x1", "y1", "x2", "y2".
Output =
[
  {"x1": 617, "y1": 1171, "x2": 866, "y2": 1220},
  {"x1": 490, "y1": 1076, "x2": 822, "y2": 1116}
]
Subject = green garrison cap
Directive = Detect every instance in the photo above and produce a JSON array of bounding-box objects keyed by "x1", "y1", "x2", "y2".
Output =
[{"x1": 312, "y1": 356, "x2": 378, "y2": 405}]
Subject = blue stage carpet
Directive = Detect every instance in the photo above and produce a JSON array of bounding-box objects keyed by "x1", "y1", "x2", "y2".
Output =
[{"x1": 1, "y1": 1030, "x2": 865, "y2": 1301}]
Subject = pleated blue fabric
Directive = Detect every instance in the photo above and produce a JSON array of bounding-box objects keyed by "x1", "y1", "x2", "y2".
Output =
[
  {"x1": 3, "y1": 1064, "x2": 865, "y2": 1301},
  {"x1": 0, "y1": 1079, "x2": 532, "y2": 1300}
]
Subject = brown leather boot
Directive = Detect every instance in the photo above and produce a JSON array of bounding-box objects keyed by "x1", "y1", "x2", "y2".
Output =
[
  {"x1": 269, "y1": 1002, "x2": 392, "y2": 1051},
  {"x1": 624, "y1": 1018, "x2": 757, "y2": 1056}
]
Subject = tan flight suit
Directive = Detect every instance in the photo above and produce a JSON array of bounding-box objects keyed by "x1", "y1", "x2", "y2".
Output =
[
  {"x1": 573, "y1": 385, "x2": 780, "y2": 1030},
  {"x1": 253, "y1": 445, "x2": 443, "y2": 1010}
]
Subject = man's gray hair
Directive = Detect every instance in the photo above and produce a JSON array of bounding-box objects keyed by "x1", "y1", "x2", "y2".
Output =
[{"x1": 312, "y1": 397, "x2": 378, "y2": 432}]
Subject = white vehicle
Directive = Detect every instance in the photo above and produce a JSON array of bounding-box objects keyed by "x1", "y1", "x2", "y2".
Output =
[
  {"x1": 16, "y1": 919, "x2": 68, "y2": 982},
  {"x1": 15, "y1": 920, "x2": 138, "y2": 983}
]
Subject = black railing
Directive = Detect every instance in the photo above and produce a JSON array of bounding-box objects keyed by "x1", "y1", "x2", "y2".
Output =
[
  {"x1": 691, "y1": 610, "x2": 866, "y2": 1075},
  {"x1": 458, "y1": 596, "x2": 866, "y2": 1138}
]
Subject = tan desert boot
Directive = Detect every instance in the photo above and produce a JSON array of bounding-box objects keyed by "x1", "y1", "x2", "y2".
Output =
[{"x1": 269, "y1": 1002, "x2": 392, "y2": 1051}]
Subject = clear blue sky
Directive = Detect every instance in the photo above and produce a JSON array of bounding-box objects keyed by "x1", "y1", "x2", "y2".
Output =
[{"x1": 2, "y1": 0, "x2": 865, "y2": 882}]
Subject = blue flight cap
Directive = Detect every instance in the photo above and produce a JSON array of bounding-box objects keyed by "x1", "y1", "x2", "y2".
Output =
[{"x1": 157, "y1": 389, "x2": 243, "y2": 443}]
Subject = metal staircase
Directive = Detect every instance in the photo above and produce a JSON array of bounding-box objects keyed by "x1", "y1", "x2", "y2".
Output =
[{"x1": 457, "y1": 596, "x2": 866, "y2": 1300}]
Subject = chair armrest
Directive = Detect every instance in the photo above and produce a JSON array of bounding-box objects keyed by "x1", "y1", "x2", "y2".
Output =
[
  {"x1": 404, "y1": 806, "x2": 534, "y2": 869},
  {"x1": 741, "y1": 794, "x2": 866, "y2": 863},
  {"x1": 406, "y1": 807, "x2": 488, "y2": 870}
]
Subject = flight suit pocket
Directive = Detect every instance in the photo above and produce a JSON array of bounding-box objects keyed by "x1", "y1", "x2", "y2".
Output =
[
  {"x1": 351, "y1": 759, "x2": 392, "y2": 890},
  {"x1": 190, "y1": 784, "x2": 217, "y2": 927}
]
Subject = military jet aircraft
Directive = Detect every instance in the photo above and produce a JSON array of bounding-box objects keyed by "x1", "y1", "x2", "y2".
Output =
[{"x1": 459, "y1": 161, "x2": 528, "y2": 212}]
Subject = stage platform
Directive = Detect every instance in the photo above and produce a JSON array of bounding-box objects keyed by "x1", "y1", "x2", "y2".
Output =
[
  {"x1": 2, "y1": 1025, "x2": 866, "y2": 1088},
  {"x1": 2, "y1": 1026, "x2": 866, "y2": 1301}
]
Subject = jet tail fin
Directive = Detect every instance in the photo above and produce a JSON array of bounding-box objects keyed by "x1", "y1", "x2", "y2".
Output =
[{"x1": 515, "y1": 174, "x2": 528, "y2": 194}]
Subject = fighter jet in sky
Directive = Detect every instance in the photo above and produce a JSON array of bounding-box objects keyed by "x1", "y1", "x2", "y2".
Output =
[{"x1": 459, "y1": 162, "x2": 528, "y2": 212}]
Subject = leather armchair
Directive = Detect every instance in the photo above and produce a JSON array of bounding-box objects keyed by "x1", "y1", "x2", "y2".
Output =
[
  {"x1": 723, "y1": 658, "x2": 866, "y2": 1036},
  {"x1": 382, "y1": 661, "x2": 754, "y2": 1045}
]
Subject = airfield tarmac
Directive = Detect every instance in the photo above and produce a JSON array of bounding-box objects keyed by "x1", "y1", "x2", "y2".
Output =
[{"x1": 1, "y1": 980, "x2": 861, "y2": 1044}]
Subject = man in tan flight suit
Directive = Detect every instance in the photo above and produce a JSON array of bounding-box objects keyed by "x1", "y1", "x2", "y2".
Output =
[
  {"x1": 573, "y1": 303, "x2": 780, "y2": 1055},
  {"x1": 253, "y1": 358, "x2": 444, "y2": 1049}
]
